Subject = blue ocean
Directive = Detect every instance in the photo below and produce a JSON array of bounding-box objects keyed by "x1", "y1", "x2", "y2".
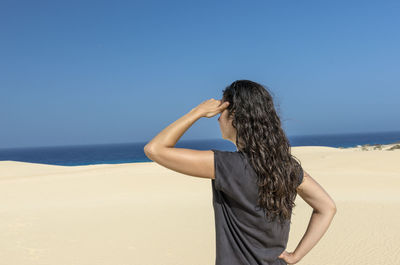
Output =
[{"x1": 1, "y1": 131, "x2": 399, "y2": 166}]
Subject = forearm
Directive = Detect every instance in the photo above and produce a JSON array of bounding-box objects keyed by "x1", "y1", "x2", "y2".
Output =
[
  {"x1": 144, "y1": 108, "x2": 202, "y2": 151},
  {"x1": 293, "y1": 209, "x2": 336, "y2": 261}
]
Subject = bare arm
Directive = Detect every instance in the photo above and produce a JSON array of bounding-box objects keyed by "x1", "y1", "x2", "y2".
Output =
[{"x1": 293, "y1": 170, "x2": 337, "y2": 263}]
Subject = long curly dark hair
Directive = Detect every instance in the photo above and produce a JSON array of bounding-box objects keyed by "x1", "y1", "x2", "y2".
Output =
[{"x1": 221, "y1": 80, "x2": 303, "y2": 225}]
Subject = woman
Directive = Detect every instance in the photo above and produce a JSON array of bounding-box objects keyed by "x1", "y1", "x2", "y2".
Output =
[{"x1": 144, "y1": 80, "x2": 336, "y2": 265}]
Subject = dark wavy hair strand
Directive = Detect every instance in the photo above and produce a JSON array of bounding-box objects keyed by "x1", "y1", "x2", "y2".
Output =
[{"x1": 221, "y1": 80, "x2": 303, "y2": 225}]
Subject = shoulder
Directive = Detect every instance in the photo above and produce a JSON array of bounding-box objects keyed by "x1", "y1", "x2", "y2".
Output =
[
  {"x1": 210, "y1": 149, "x2": 245, "y2": 171},
  {"x1": 210, "y1": 149, "x2": 246, "y2": 192},
  {"x1": 210, "y1": 149, "x2": 239, "y2": 155},
  {"x1": 211, "y1": 149, "x2": 243, "y2": 161}
]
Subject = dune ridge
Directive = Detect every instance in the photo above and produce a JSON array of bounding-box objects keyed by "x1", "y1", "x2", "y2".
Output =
[{"x1": 1, "y1": 145, "x2": 399, "y2": 265}]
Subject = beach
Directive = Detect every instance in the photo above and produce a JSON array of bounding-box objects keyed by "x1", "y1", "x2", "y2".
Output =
[{"x1": 1, "y1": 144, "x2": 399, "y2": 265}]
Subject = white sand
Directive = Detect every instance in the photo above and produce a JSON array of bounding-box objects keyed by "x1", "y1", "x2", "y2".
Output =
[{"x1": 0, "y1": 144, "x2": 399, "y2": 265}]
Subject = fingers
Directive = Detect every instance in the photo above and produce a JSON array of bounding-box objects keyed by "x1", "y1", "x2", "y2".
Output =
[{"x1": 220, "y1": 101, "x2": 229, "y2": 109}]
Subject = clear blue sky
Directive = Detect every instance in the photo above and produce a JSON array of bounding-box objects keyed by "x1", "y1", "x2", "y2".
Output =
[{"x1": 1, "y1": 0, "x2": 399, "y2": 149}]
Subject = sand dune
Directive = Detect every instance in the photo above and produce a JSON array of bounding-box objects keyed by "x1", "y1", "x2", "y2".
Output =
[{"x1": 1, "y1": 145, "x2": 399, "y2": 265}]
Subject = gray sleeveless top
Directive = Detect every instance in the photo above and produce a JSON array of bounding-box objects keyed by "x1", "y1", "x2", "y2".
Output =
[{"x1": 211, "y1": 149, "x2": 303, "y2": 265}]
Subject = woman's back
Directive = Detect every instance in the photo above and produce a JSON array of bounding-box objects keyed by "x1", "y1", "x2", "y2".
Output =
[{"x1": 211, "y1": 149, "x2": 303, "y2": 265}]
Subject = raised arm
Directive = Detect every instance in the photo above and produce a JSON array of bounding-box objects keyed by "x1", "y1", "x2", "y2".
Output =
[{"x1": 291, "y1": 170, "x2": 337, "y2": 263}]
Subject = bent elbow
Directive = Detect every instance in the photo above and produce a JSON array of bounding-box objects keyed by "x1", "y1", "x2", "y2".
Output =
[
  {"x1": 330, "y1": 206, "x2": 337, "y2": 215},
  {"x1": 144, "y1": 145, "x2": 154, "y2": 158},
  {"x1": 329, "y1": 202, "x2": 337, "y2": 215},
  {"x1": 314, "y1": 202, "x2": 337, "y2": 216},
  {"x1": 144, "y1": 145, "x2": 160, "y2": 161}
]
